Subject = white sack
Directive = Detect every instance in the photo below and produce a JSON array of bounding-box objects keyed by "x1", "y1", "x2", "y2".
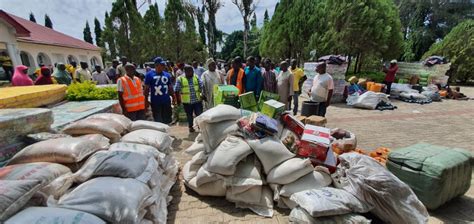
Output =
[
  {"x1": 182, "y1": 151, "x2": 208, "y2": 182},
  {"x1": 333, "y1": 153, "x2": 429, "y2": 224},
  {"x1": 226, "y1": 155, "x2": 263, "y2": 195},
  {"x1": 353, "y1": 91, "x2": 390, "y2": 110},
  {"x1": 109, "y1": 142, "x2": 166, "y2": 164},
  {"x1": 201, "y1": 120, "x2": 239, "y2": 152},
  {"x1": 121, "y1": 129, "x2": 173, "y2": 154},
  {"x1": 49, "y1": 177, "x2": 154, "y2": 224},
  {"x1": 73, "y1": 151, "x2": 158, "y2": 184},
  {"x1": 5, "y1": 206, "x2": 105, "y2": 224},
  {"x1": 289, "y1": 207, "x2": 371, "y2": 224},
  {"x1": 130, "y1": 120, "x2": 170, "y2": 132},
  {"x1": 290, "y1": 188, "x2": 371, "y2": 217},
  {"x1": 195, "y1": 166, "x2": 223, "y2": 187},
  {"x1": 184, "y1": 141, "x2": 205, "y2": 156},
  {"x1": 88, "y1": 113, "x2": 132, "y2": 131},
  {"x1": 266, "y1": 158, "x2": 314, "y2": 185},
  {"x1": 400, "y1": 91, "x2": 428, "y2": 100},
  {"x1": 194, "y1": 104, "x2": 241, "y2": 125},
  {"x1": 280, "y1": 171, "x2": 332, "y2": 197},
  {"x1": 247, "y1": 137, "x2": 295, "y2": 174},
  {"x1": 226, "y1": 185, "x2": 262, "y2": 205},
  {"x1": 0, "y1": 179, "x2": 42, "y2": 221},
  {"x1": 8, "y1": 136, "x2": 109, "y2": 165},
  {"x1": 62, "y1": 118, "x2": 124, "y2": 142},
  {"x1": 234, "y1": 186, "x2": 274, "y2": 217},
  {"x1": 205, "y1": 136, "x2": 252, "y2": 175},
  {"x1": 185, "y1": 177, "x2": 227, "y2": 197}
]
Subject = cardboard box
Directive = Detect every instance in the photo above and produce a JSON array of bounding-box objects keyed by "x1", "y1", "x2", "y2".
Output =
[
  {"x1": 295, "y1": 115, "x2": 307, "y2": 124},
  {"x1": 213, "y1": 85, "x2": 239, "y2": 106},
  {"x1": 301, "y1": 124, "x2": 331, "y2": 146},
  {"x1": 239, "y1": 91, "x2": 257, "y2": 108},
  {"x1": 260, "y1": 100, "x2": 285, "y2": 118},
  {"x1": 298, "y1": 124, "x2": 337, "y2": 172},
  {"x1": 258, "y1": 91, "x2": 280, "y2": 110},
  {"x1": 304, "y1": 115, "x2": 327, "y2": 127}
]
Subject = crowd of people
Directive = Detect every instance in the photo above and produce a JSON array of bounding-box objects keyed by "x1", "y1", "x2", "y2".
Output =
[{"x1": 115, "y1": 55, "x2": 335, "y2": 133}]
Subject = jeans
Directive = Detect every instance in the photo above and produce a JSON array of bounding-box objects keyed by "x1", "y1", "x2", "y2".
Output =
[
  {"x1": 383, "y1": 81, "x2": 393, "y2": 95},
  {"x1": 292, "y1": 91, "x2": 300, "y2": 115},
  {"x1": 151, "y1": 103, "x2": 172, "y2": 124},
  {"x1": 183, "y1": 102, "x2": 203, "y2": 128},
  {"x1": 125, "y1": 109, "x2": 146, "y2": 121},
  {"x1": 318, "y1": 103, "x2": 327, "y2": 117}
]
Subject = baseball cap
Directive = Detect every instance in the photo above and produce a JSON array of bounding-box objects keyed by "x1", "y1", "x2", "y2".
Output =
[{"x1": 154, "y1": 57, "x2": 167, "y2": 66}]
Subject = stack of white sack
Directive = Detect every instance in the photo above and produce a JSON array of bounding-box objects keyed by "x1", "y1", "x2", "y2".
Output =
[
  {"x1": 183, "y1": 105, "x2": 333, "y2": 217},
  {"x1": 1, "y1": 113, "x2": 178, "y2": 224},
  {"x1": 347, "y1": 91, "x2": 391, "y2": 110}
]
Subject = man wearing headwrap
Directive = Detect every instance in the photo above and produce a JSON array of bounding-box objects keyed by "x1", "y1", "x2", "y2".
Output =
[
  {"x1": 34, "y1": 66, "x2": 54, "y2": 85},
  {"x1": 201, "y1": 58, "x2": 224, "y2": 110},
  {"x1": 12, "y1": 65, "x2": 33, "y2": 86},
  {"x1": 53, "y1": 63, "x2": 72, "y2": 85}
]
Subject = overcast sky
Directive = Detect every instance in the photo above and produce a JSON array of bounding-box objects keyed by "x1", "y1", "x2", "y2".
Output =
[{"x1": 0, "y1": 0, "x2": 277, "y2": 41}]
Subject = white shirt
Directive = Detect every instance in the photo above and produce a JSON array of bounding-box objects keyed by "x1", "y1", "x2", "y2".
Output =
[{"x1": 311, "y1": 73, "x2": 334, "y2": 102}]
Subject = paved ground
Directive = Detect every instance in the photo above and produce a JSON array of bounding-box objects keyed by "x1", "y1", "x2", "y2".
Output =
[{"x1": 167, "y1": 86, "x2": 474, "y2": 224}]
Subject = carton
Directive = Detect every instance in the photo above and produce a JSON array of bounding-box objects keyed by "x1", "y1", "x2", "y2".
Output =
[
  {"x1": 239, "y1": 92, "x2": 257, "y2": 111},
  {"x1": 304, "y1": 115, "x2": 327, "y2": 127},
  {"x1": 258, "y1": 91, "x2": 280, "y2": 110},
  {"x1": 213, "y1": 85, "x2": 239, "y2": 106},
  {"x1": 260, "y1": 100, "x2": 285, "y2": 118}
]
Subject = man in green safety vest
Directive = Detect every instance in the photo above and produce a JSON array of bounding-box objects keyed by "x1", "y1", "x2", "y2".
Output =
[{"x1": 174, "y1": 65, "x2": 205, "y2": 132}]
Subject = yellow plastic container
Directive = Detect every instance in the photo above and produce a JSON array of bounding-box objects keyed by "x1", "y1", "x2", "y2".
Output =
[
  {"x1": 366, "y1": 82, "x2": 375, "y2": 91},
  {"x1": 0, "y1": 85, "x2": 67, "y2": 108}
]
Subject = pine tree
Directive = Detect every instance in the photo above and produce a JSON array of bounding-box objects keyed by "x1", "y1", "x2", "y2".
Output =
[
  {"x1": 102, "y1": 11, "x2": 117, "y2": 60},
  {"x1": 263, "y1": 9, "x2": 269, "y2": 25},
  {"x1": 143, "y1": 3, "x2": 163, "y2": 60},
  {"x1": 83, "y1": 21, "x2": 93, "y2": 44},
  {"x1": 29, "y1": 12, "x2": 36, "y2": 23},
  {"x1": 231, "y1": 0, "x2": 258, "y2": 58},
  {"x1": 250, "y1": 13, "x2": 257, "y2": 29},
  {"x1": 203, "y1": 0, "x2": 222, "y2": 57},
  {"x1": 44, "y1": 14, "x2": 53, "y2": 29},
  {"x1": 94, "y1": 18, "x2": 103, "y2": 47}
]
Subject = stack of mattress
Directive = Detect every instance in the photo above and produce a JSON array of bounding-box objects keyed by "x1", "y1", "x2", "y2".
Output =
[{"x1": 0, "y1": 85, "x2": 67, "y2": 108}]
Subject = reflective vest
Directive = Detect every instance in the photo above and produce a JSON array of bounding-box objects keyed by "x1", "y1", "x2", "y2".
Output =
[
  {"x1": 227, "y1": 68, "x2": 245, "y2": 94},
  {"x1": 179, "y1": 75, "x2": 201, "y2": 104},
  {"x1": 119, "y1": 76, "x2": 145, "y2": 112}
]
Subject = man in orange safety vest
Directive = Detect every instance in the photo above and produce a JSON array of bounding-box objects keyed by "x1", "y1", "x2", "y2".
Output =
[{"x1": 117, "y1": 63, "x2": 146, "y2": 121}]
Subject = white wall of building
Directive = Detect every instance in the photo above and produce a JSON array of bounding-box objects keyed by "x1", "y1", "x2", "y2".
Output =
[
  {"x1": 17, "y1": 41, "x2": 102, "y2": 73},
  {"x1": 0, "y1": 20, "x2": 21, "y2": 67}
]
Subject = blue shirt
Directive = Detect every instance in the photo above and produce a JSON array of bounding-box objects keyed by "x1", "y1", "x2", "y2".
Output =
[
  {"x1": 145, "y1": 70, "x2": 172, "y2": 105},
  {"x1": 194, "y1": 66, "x2": 206, "y2": 79},
  {"x1": 244, "y1": 66, "x2": 263, "y2": 97}
]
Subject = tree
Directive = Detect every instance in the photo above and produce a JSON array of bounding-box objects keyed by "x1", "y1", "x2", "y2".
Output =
[
  {"x1": 231, "y1": 0, "x2": 258, "y2": 58},
  {"x1": 423, "y1": 20, "x2": 474, "y2": 83},
  {"x1": 83, "y1": 21, "x2": 93, "y2": 44},
  {"x1": 263, "y1": 9, "x2": 269, "y2": 25},
  {"x1": 143, "y1": 3, "x2": 163, "y2": 61},
  {"x1": 220, "y1": 30, "x2": 244, "y2": 60},
  {"x1": 163, "y1": 0, "x2": 206, "y2": 62},
  {"x1": 250, "y1": 12, "x2": 257, "y2": 29},
  {"x1": 94, "y1": 18, "x2": 103, "y2": 47},
  {"x1": 203, "y1": 0, "x2": 222, "y2": 57},
  {"x1": 108, "y1": 0, "x2": 146, "y2": 63},
  {"x1": 44, "y1": 14, "x2": 53, "y2": 29},
  {"x1": 197, "y1": 5, "x2": 207, "y2": 45},
  {"x1": 396, "y1": 0, "x2": 474, "y2": 61},
  {"x1": 316, "y1": 0, "x2": 403, "y2": 73},
  {"x1": 29, "y1": 12, "x2": 36, "y2": 23},
  {"x1": 102, "y1": 11, "x2": 117, "y2": 60}
]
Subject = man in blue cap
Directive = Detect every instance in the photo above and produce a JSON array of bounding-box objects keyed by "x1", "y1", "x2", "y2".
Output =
[{"x1": 144, "y1": 57, "x2": 174, "y2": 124}]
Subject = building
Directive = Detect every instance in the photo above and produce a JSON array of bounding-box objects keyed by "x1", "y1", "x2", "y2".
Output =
[{"x1": 0, "y1": 10, "x2": 102, "y2": 76}]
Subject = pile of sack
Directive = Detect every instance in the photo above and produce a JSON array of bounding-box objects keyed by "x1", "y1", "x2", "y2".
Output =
[
  {"x1": 183, "y1": 105, "x2": 429, "y2": 223},
  {"x1": 0, "y1": 113, "x2": 178, "y2": 224}
]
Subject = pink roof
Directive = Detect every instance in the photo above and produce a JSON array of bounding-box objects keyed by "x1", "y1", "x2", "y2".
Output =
[{"x1": 1, "y1": 10, "x2": 100, "y2": 51}]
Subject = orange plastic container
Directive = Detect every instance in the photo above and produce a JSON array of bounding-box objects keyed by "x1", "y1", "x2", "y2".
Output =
[
  {"x1": 369, "y1": 83, "x2": 383, "y2": 92},
  {"x1": 366, "y1": 82, "x2": 375, "y2": 91}
]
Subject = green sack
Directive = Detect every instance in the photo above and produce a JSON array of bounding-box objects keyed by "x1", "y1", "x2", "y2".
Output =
[{"x1": 387, "y1": 143, "x2": 472, "y2": 210}]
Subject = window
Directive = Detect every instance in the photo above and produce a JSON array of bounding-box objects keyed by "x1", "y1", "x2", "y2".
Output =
[
  {"x1": 37, "y1": 52, "x2": 51, "y2": 66},
  {"x1": 67, "y1": 55, "x2": 77, "y2": 65}
]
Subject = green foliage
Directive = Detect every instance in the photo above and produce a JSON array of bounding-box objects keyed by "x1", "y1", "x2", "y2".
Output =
[
  {"x1": 66, "y1": 81, "x2": 118, "y2": 101},
  {"x1": 143, "y1": 3, "x2": 164, "y2": 61},
  {"x1": 102, "y1": 11, "x2": 117, "y2": 61},
  {"x1": 44, "y1": 14, "x2": 53, "y2": 29},
  {"x1": 397, "y1": 0, "x2": 474, "y2": 61},
  {"x1": 94, "y1": 18, "x2": 103, "y2": 47},
  {"x1": 263, "y1": 9, "x2": 269, "y2": 25},
  {"x1": 29, "y1": 12, "x2": 36, "y2": 23},
  {"x1": 220, "y1": 31, "x2": 244, "y2": 60},
  {"x1": 347, "y1": 71, "x2": 386, "y2": 83},
  {"x1": 197, "y1": 6, "x2": 207, "y2": 45},
  {"x1": 83, "y1": 21, "x2": 93, "y2": 44},
  {"x1": 423, "y1": 20, "x2": 474, "y2": 83},
  {"x1": 204, "y1": 0, "x2": 223, "y2": 58}
]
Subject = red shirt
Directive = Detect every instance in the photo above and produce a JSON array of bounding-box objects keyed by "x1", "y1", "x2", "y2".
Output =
[{"x1": 384, "y1": 65, "x2": 398, "y2": 82}]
